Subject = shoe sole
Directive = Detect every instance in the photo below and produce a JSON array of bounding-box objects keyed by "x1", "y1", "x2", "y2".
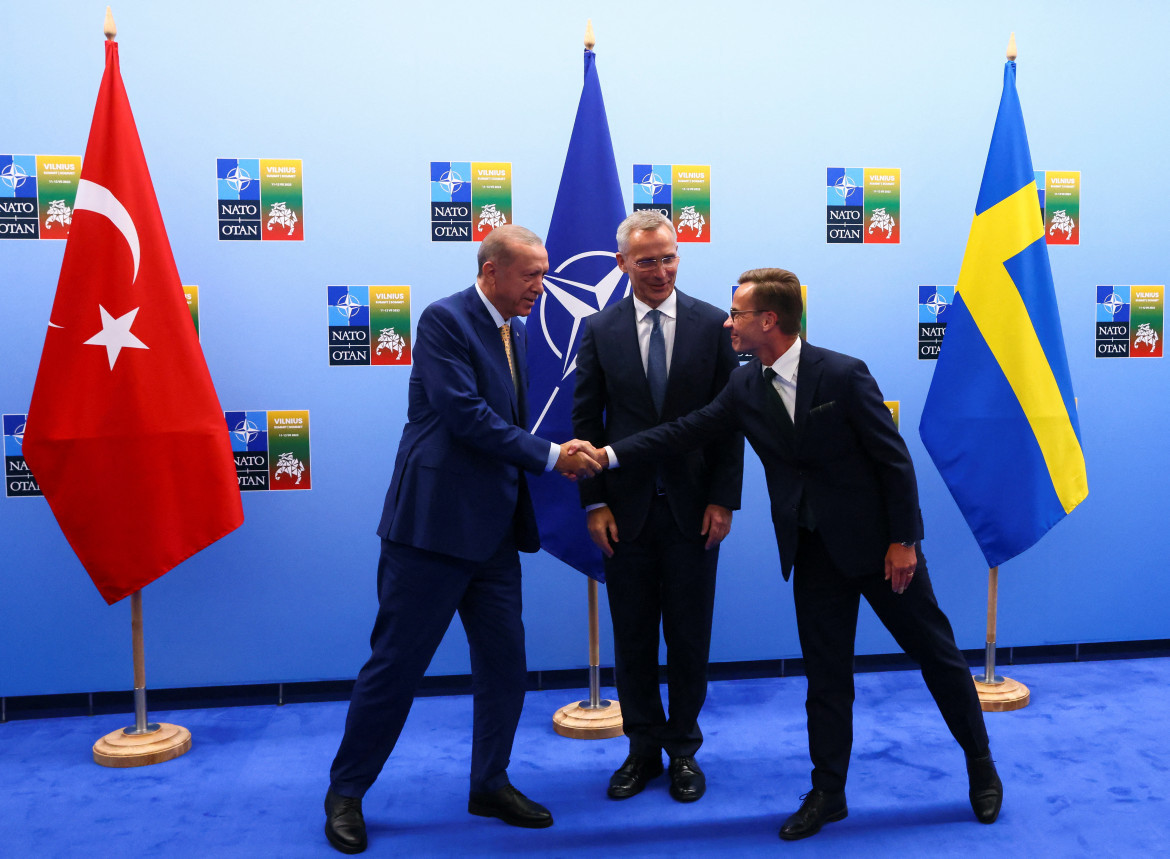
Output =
[
  {"x1": 324, "y1": 822, "x2": 367, "y2": 854},
  {"x1": 468, "y1": 801, "x2": 554, "y2": 829},
  {"x1": 778, "y1": 806, "x2": 848, "y2": 841}
]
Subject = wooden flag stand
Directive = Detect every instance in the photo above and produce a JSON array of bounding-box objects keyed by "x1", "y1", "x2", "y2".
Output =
[
  {"x1": 93, "y1": 590, "x2": 192, "y2": 766},
  {"x1": 972, "y1": 566, "x2": 1030, "y2": 712},
  {"x1": 552, "y1": 578, "x2": 624, "y2": 739}
]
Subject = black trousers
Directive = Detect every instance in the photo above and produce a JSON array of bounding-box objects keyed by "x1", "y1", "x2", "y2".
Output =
[
  {"x1": 329, "y1": 535, "x2": 526, "y2": 798},
  {"x1": 792, "y1": 528, "x2": 989, "y2": 793},
  {"x1": 605, "y1": 494, "x2": 719, "y2": 759}
]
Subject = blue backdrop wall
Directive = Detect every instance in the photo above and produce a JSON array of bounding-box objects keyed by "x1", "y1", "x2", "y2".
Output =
[{"x1": 2, "y1": 0, "x2": 1167, "y2": 698}]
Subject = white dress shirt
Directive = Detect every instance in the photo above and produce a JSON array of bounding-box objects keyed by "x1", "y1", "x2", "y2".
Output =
[{"x1": 764, "y1": 336, "x2": 801, "y2": 422}]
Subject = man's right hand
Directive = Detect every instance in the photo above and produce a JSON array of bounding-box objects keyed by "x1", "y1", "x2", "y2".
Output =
[
  {"x1": 565, "y1": 440, "x2": 609, "y2": 469},
  {"x1": 586, "y1": 506, "x2": 619, "y2": 557},
  {"x1": 555, "y1": 441, "x2": 602, "y2": 480}
]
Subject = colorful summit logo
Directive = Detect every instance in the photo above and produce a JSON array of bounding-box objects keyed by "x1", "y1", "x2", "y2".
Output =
[
  {"x1": 224, "y1": 409, "x2": 312, "y2": 491},
  {"x1": 826, "y1": 167, "x2": 900, "y2": 244},
  {"x1": 632, "y1": 164, "x2": 711, "y2": 243},
  {"x1": 430, "y1": 161, "x2": 512, "y2": 242},
  {"x1": 183, "y1": 286, "x2": 200, "y2": 339},
  {"x1": 1096, "y1": 285, "x2": 1163, "y2": 358},
  {"x1": 0, "y1": 154, "x2": 82, "y2": 240},
  {"x1": 327, "y1": 286, "x2": 412, "y2": 366},
  {"x1": 217, "y1": 158, "x2": 304, "y2": 241},
  {"x1": 1036, "y1": 170, "x2": 1079, "y2": 245},
  {"x1": 918, "y1": 285, "x2": 954, "y2": 360}
]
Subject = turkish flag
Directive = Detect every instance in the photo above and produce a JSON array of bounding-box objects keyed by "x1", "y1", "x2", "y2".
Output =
[{"x1": 22, "y1": 40, "x2": 243, "y2": 605}]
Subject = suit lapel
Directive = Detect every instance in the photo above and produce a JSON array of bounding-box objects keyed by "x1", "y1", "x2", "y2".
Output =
[
  {"x1": 794, "y1": 340, "x2": 824, "y2": 438},
  {"x1": 745, "y1": 361, "x2": 794, "y2": 457},
  {"x1": 611, "y1": 296, "x2": 655, "y2": 410},
  {"x1": 663, "y1": 291, "x2": 696, "y2": 416},
  {"x1": 511, "y1": 320, "x2": 528, "y2": 427},
  {"x1": 466, "y1": 287, "x2": 519, "y2": 421}
]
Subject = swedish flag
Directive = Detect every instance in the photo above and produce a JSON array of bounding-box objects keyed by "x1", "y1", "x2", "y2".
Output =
[{"x1": 919, "y1": 60, "x2": 1088, "y2": 567}]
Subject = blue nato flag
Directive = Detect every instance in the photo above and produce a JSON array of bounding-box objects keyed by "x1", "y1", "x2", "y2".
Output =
[
  {"x1": 919, "y1": 60, "x2": 1088, "y2": 568},
  {"x1": 526, "y1": 48, "x2": 628, "y2": 581}
]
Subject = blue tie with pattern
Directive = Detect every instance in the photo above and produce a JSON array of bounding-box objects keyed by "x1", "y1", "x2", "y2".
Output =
[{"x1": 646, "y1": 308, "x2": 667, "y2": 415}]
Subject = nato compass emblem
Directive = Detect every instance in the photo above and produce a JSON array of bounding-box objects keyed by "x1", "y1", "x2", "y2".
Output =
[
  {"x1": 4, "y1": 413, "x2": 42, "y2": 497},
  {"x1": 529, "y1": 251, "x2": 628, "y2": 433},
  {"x1": 918, "y1": 285, "x2": 954, "y2": 360}
]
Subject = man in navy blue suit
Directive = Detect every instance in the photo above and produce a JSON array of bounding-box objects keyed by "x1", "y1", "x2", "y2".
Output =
[
  {"x1": 324, "y1": 225, "x2": 602, "y2": 854},
  {"x1": 572, "y1": 211, "x2": 743, "y2": 803},
  {"x1": 585, "y1": 268, "x2": 1002, "y2": 840}
]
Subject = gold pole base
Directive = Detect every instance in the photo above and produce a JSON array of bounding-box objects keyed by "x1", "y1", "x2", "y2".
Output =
[
  {"x1": 973, "y1": 676, "x2": 1030, "y2": 712},
  {"x1": 552, "y1": 699, "x2": 624, "y2": 739},
  {"x1": 93, "y1": 722, "x2": 192, "y2": 768}
]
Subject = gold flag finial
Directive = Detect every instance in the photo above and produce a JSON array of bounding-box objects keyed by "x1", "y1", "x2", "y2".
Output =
[
  {"x1": 585, "y1": 19, "x2": 595, "y2": 51},
  {"x1": 104, "y1": 6, "x2": 117, "y2": 41},
  {"x1": 1006, "y1": 32, "x2": 1017, "y2": 61}
]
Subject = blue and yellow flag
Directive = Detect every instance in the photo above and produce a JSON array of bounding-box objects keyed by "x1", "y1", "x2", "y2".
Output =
[{"x1": 919, "y1": 60, "x2": 1087, "y2": 568}]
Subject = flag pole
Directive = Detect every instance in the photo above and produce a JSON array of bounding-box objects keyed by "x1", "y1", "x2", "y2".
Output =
[
  {"x1": 972, "y1": 566, "x2": 1029, "y2": 710},
  {"x1": 86, "y1": 9, "x2": 194, "y2": 765},
  {"x1": 552, "y1": 577, "x2": 624, "y2": 738},
  {"x1": 969, "y1": 33, "x2": 1031, "y2": 715},
  {"x1": 93, "y1": 587, "x2": 192, "y2": 765},
  {"x1": 549, "y1": 20, "x2": 623, "y2": 740}
]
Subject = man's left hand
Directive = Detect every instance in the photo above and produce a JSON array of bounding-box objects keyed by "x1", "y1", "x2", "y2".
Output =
[
  {"x1": 884, "y1": 542, "x2": 917, "y2": 594},
  {"x1": 701, "y1": 504, "x2": 733, "y2": 550}
]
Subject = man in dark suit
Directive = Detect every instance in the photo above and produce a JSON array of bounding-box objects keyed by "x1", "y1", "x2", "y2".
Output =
[
  {"x1": 323, "y1": 225, "x2": 602, "y2": 854},
  {"x1": 587, "y1": 268, "x2": 1002, "y2": 839},
  {"x1": 572, "y1": 211, "x2": 744, "y2": 804}
]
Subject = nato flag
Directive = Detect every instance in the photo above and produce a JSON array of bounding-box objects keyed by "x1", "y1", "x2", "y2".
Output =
[{"x1": 527, "y1": 49, "x2": 628, "y2": 581}]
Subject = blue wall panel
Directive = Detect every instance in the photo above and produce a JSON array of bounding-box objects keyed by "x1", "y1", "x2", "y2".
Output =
[{"x1": 2, "y1": 1, "x2": 1167, "y2": 697}]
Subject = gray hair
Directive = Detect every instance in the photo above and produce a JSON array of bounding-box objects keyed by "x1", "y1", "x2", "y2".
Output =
[
  {"x1": 616, "y1": 211, "x2": 673, "y2": 254},
  {"x1": 477, "y1": 224, "x2": 544, "y2": 274}
]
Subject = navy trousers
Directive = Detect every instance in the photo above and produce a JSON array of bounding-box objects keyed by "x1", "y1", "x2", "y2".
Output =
[
  {"x1": 605, "y1": 495, "x2": 719, "y2": 759},
  {"x1": 792, "y1": 528, "x2": 989, "y2": 793},
  {"x1": 329, "y1": 535, "x2": 526, "y2": 798}
]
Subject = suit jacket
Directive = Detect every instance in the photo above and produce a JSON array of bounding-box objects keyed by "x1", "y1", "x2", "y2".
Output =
[
  {"x1": 573, "y1": 290, "x2": 743, "y2": 541},
  {"x1": 377, "y1": 285, "x2": 549, "y2": 561},
  {"x1": 610, "y1": 341, "x2": 922, "y2": 578}
]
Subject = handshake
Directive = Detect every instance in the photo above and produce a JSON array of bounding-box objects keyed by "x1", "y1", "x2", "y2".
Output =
[{"x1": 554, "y1": 440, "x2": 610, "y2": 480}]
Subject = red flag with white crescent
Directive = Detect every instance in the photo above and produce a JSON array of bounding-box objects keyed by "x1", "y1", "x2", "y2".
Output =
[{"x1": 22, "y1": 40, "x2": 243, "y2": 604}]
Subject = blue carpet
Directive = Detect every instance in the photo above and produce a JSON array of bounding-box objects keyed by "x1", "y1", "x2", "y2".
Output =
[{"x1": 2, "y1": 658, "x2": 1168, "y2": 857}]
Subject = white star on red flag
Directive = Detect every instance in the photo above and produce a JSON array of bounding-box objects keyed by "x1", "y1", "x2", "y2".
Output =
[
  {"x1": 83, "y1": 305, "x2": 149, "y2": 369},
  {"x1": 21, "y1": 39, "x2": 243, "y2": 604}
]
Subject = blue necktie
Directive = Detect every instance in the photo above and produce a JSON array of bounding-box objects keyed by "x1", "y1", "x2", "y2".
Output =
[{"x1": 646, "y1": 309, "x2": 667, "y2": 415}]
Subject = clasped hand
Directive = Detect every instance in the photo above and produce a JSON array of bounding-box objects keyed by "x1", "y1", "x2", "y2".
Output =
[{"x1": 555, "y1": 440, "x2": 606, "y2": 480}]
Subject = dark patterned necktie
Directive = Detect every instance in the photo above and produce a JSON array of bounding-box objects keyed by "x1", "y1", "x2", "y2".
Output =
[{"x1": 646, "y1": 309, "x2": 667, "y2": 415}]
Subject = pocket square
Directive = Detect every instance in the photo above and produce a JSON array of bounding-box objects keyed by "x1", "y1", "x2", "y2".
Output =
[{"x1": 810, "y1": 401, "x2": 837, "y2": 416}]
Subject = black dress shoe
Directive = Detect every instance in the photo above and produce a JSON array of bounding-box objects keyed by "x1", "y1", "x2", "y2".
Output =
[
  {"x1": 779, "y1": 789, "x2": 848, "y2": 841},
  {"x1": 324, "y1": 788, "x2": 367, "y2": 854},
  {"x1": 967, "y1": 753, "x2": 1003, "y2": 823},
  {"x1": 468, "y1": 784, "x2": 553, "y2": 828},
  {"x1": 607, "y1": 753, "x2": 665, "y2": 799},
  {"x1": 668, "y1": 756, "x2": 706, "y2": 803}
]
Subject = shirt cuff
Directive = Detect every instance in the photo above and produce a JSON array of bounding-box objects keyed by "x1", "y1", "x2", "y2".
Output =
[
  {"x1": 545, "y1": 443, "x2": 560, "y2": 472},
  {"x1": 604, "y1": 445, "x2": 619, "y2": 468},
  {"x1": 585, "y1": 503, "x2": 608, "y2": 512}
]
